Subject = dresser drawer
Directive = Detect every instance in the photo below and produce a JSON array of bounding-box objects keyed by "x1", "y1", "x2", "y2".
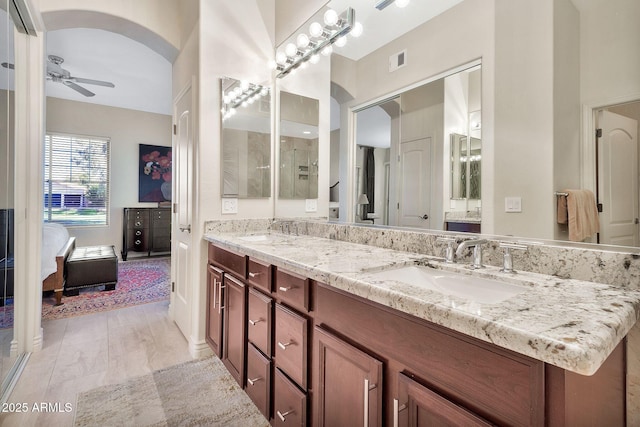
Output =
[
  {"x1": 274, "y1": 368, "x2": 307, "y2": 427},
  {"x1": 209, "y1": 244, "x2": 247, "y2": 280},
  {"x1": 248, "y1": 288, "x2": 273, "y2": 357},
  {"x1": 275, "y1": 303, "x2": 308, "y2": 389},
  {"x1": 246, "y1": 343, "x2": 272, "y2": 420},
  {"x1": 275, "y1": 269, "x2": 309, "y2": 312},
  {"x1": 127, "y1": 209, "x2": 149, "y2": 227},
  {"x1": 151, "y1": 208, "x2": 170, "y2": 221},
  {"x1": 248, "y1": 258, "x2": 272, "y2": 292}
]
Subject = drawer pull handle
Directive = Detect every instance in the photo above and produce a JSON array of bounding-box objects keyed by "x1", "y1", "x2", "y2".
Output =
[
  {"x1": 277, "y1": 410, "x2": 294, "y2": 422},
  {"x1": 249, "y1": 318, "x2": 262, "y2": 326},
  {"x1": 364, "y1": 379, "x2": 377, "y2": 427},
  {"x1": 213, "y1": 278, "x2": 218, "y2": 308},
  {"x1": 393, "y1": 398, "x2": 408, "y2": 427},
  {"x1": 278, "y1": 286, "x2": 292, "y2": 292},
  {"x1": 135, "y1": 230, "x2": 142, "y2": 236},
  {"x1": 135, "y1": 240, "x2": 142, "y2": 245},
  {"x1": 278, "y1": 340, "x2": 293, "y2": 350},
  {"x1": 248, "y1": 272, "x2": 261, "y2": 278},
  {"x1": 247, "y1": 376, "x2": 262, "y2": 386}
]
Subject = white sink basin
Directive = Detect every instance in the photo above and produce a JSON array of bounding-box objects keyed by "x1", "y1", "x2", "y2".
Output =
[
  {"x1": 239, "y1": 234, "x2": 270, "y2": 242},
  {"x1": 369, "y1": 265, "x2": 527, "y2": 304}
]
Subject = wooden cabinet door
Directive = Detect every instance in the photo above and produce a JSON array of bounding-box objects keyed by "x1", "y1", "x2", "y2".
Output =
[
  {"x1": 314, "y1": 326, "x2": 383, "y2": 427},
  {"x1": 222, "y1": 274, "x2": 246, "y2": 387},
  {"x1": 205, "y1": 265, "x2": 224, "y2": 357},
  {"x1": 395, "y1": 373, "x2": 492, "y2": 427}
]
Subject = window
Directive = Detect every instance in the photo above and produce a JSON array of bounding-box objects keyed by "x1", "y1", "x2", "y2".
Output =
[{"x1": 44, "y1": 133, "x2": 110, "y2": 226}]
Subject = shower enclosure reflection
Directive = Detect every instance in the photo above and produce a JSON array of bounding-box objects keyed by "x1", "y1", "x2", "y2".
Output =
[{"x1": 279, "y1": 91, "x2": 319, "y2": 199}]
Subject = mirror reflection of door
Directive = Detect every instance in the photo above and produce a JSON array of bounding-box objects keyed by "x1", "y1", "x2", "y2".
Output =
[{"x1": 597, "y1": 107, "x2": 639, "y2": 246}]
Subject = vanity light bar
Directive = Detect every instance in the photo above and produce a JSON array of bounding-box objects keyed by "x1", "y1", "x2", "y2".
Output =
[
  {"x1": 221, "y1": 82, "x2": 269, "y2": 121},
  {"x1": 274, "y1": 7, "x2": 356, "y2": 79}
]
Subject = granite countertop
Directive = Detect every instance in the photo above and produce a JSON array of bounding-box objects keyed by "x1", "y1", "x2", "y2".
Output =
[{"x1": 204, "y1": 230, "x2": 640, "y2": 376}]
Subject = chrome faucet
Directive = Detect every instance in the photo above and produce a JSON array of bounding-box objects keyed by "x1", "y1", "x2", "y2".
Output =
[
  {"x1": 436, "y1": 237, "x2": 458, "y2": 263},
  {"x1": 498, "y1": 242, "x2": 528, "y2": 273},
  {"x1": 455, "y1": 239, "x2": 488, "y2": 269}
]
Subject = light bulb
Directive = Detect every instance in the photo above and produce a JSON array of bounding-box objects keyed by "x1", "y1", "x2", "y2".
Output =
[
  {"x1": 267, "y1": 59, "x2": 277, "y2": 70},
  {"x1": 240, "y1": 80, "x2": 249, "y2": 90},
  {"x1": 309, "y1": 53, "x2": 320, "y2": 64},
  {"x1": 233, "y1": 86, "x2": 242, "y2": 96},
  {"x1": 324, "y1": 9, "x2": 338, "y2": 26},
  {"x1": 285, "y1": 42, "x2": 298, "y2": 57},
  {"x1": 300, "y1": 61, "x2": 308, "y2": 69},
  {"x1": 321, "y1": 45, "x2": 333, "y2": 56},
  {"x1": 223, "y1": 95, "x2": 231, "y2": 104},
  {"x1": 395, "y1": 0, "x2": 410, "y2": 7},
  {"x1": 260, "y1": 87, "x2": 268, "y2": 96},
  {"x1": 297, "y1": 33, "x2": 310, "y2": 49},
  {"x1": 351, "y1": 22, "x2": 363, "y2": 38},
  {"x1": 334, "y1": 36, "x2": 347, "y2": 47},
  {"x1": 309, "y1": 22, "x2": 323, "y2": 38},
  {"x1": 275, "y1": 51, "x2": 287, "y2": 65}
]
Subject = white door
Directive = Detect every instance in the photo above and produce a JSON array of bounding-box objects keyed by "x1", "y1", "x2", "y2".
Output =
[
  {"x1": 399, "y1": 137, "x2": 431, "y2": 228},
  {"x1": 172, "y1": 84, "x2": 193, "y2": 337},
  {"x1": 597, "y1": 110, "x2": 639, "y2": 246}
]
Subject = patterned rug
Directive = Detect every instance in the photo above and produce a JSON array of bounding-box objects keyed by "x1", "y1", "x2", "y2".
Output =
[
  {"x1": 0, "y1": 257, "x2": 170, "y2": 329},
  {"x1": 74, "y1": 357, "x2": 269, "y2": 427}
]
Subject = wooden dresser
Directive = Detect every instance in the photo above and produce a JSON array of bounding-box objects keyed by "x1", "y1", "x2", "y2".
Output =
[{"x1": 122, "y1": 207, "x2": 171, "y2": 260}]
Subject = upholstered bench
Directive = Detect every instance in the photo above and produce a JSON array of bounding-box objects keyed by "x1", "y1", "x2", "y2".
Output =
[{"x1": 65, "y1": 245, "x2": 118, "y2": 296}]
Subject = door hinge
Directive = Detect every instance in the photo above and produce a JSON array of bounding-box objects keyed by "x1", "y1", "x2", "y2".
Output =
[
  {"x1": 597, "y1": 203, "x2": 603, "y2": 213},
  {"x1": 171, "y1": 281, "x2": 175, "y2": 292},
  {"x1": 596, "y1": 128, "x2": 602, "y2": 138},
  {"x1": 173, "y1": 124, "x2": 177, "y2": 135}
]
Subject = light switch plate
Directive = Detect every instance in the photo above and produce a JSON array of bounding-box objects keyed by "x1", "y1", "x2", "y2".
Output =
[
  {"x1": 222, "y1": 198, "x2": 238, "y2": 214},
  {"x1": 504, "y1": 197, "x2": 522, "y2": 213},
  {"x1": 305, "y1": 199, "x2": 318, "y2": 213}
]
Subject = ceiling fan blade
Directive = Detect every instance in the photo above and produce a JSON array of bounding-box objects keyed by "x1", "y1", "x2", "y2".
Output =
[
  {"x1": 1, "y1": 62, "x2": 14, "y2": 70},
  {"x1": 71, "y1": 77, "x2": 115, "y2": 88},
  {"x1": 63, "y1": 80, "x2": 95, "y2": 97}
]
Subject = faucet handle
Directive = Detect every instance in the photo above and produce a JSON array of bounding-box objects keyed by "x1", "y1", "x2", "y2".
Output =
[
  {"x1": 437, "y1": 237, "x2": 457, "y2": 263},
  {"x1": 498, "y1": 242, "x2": 528, "y2": 273}
]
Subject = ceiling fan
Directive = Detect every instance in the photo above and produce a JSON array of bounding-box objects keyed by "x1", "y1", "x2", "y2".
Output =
[{"x1": 1, "y1": 54, "x2": 115, "y2": 97}]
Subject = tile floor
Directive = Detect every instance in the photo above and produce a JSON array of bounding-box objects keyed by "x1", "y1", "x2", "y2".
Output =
[{"x1": 0, "y1": 300, "x2": 192, "y2": 426}]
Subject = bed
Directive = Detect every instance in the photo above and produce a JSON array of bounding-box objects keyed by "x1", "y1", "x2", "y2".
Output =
[{"x1": 42, "y1": 223, "x2": 75, "y2": 306}]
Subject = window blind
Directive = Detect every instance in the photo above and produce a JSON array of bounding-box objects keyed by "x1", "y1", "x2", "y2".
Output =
[{"x1": 44, "y1": 133, "x2": 110, "y2": 226}]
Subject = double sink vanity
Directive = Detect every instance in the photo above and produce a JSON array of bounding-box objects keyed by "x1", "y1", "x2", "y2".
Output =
[{"x1": 203, "y1": 219, "x2": 640, "y2": 426}]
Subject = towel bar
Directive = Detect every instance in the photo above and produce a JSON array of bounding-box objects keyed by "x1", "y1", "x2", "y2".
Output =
[{"x1": 554, "y1": 192, "x2": 568, "y2": 197}]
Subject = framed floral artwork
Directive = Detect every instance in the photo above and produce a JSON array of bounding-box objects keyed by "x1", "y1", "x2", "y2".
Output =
[{"x1": 139, "y1": 144, "x2": 172, "y2": 202}]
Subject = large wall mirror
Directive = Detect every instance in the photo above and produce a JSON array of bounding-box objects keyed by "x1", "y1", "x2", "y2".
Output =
[
  {"x1": 279, "y1": 91, "x2": 319, "y2": 199},
  {"x1": 354, "y1": 65, "x2": 481, "y2": 230},
  {"x1": 221, "y1": 77, "x2": 271, "y2": 198},
  {"x1": 327, "y1": 0, "x2": 639, "y2": 250}
]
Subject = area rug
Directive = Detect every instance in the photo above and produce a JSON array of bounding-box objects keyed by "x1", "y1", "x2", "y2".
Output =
[
  {"x1": 0, "y1": 257, "x2": 170, "y2": 329},
  {"x1": 74, "y1": 356, "x2": 269, "y2": 427}
]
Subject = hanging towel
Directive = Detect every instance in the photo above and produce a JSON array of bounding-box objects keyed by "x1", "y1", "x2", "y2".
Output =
[{"x1": 560, "y1": 189, "x2": 600, "y2": 242}]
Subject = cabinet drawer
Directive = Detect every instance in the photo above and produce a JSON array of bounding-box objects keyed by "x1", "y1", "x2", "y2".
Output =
[
  {"x1": 151, "y1": 208, "x2": 170, "y2": 221},
  {"x1": 127, "y1": 209, "x2": 149, "y2": 227},
  {"x1": 248, "y1": 258, "x2": 272, "y2": 292},
  {"x1": 246, "y1": 343, "x2": 271, "y2": 420},
  {"x1": 275, "y1": 269, "x2": 309, "y2": 312},
  {"x1": 209, "y1": 244, "x2": 247, "y2": 280},
  {"x1": 248, "y1": 288, "x2": 273, "y2": 357},
  {"x1": 274, "y1": 368, "x2": 307, "y2": 427},
  {"x1": 275, "y1": 303, "x2": 308, "y2": 389}
]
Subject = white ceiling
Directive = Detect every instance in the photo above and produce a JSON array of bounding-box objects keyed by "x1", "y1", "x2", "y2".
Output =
[
  {"x1": 45, "y1": 28, "x2": 172, "y2": 115},
  {"x1": 327, "y1": 0, "x2": 464, "y2": 61}
]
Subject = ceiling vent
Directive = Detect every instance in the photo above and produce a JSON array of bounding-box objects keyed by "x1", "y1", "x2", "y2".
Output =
[
  {"x1": 389, "y1": 49, "x2": 407, "y2": 72},
  {"x1": 9, "y1": 0, "x2": 37, "y2": 36}
]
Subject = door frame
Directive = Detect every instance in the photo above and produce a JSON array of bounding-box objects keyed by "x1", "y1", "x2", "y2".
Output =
[{"x1": 581, "y1": 93, "x2": 640, "y2": 197}]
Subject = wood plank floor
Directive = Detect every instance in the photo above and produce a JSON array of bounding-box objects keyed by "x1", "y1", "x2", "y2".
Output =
[{"x1": 0, "y1": 301, "x2": 193, "y2": 426}]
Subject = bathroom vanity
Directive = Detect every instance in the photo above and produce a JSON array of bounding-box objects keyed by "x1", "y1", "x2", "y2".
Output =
[{"x1": 204, "y1": 228, "x2": 638, "y2": 426}]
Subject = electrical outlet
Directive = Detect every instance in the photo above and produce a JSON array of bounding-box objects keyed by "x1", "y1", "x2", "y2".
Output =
[
  {"x1": 504, "y1": 197, "x2": 522, "y2": 213},
  {"x1": 305, "y1": 199, "x2": 318, "y2": 213},
  {"x1": 222, "y1": 198, "x2": 238, "y2": 214}
]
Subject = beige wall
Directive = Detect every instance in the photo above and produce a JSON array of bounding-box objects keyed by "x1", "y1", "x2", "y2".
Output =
[
  {"x1": 274, "y1": 0, "x2": 325, "y2": 47},
  {"x1": 46, "y1": 97, "x2": 172, "y2": 255}
]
